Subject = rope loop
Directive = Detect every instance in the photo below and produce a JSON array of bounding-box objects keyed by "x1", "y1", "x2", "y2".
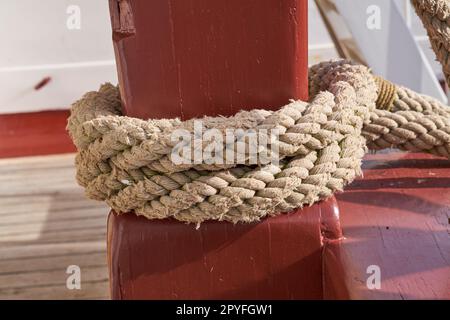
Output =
[{"x1": 67, "y1": 60, "x2": 450, "y2": 224}]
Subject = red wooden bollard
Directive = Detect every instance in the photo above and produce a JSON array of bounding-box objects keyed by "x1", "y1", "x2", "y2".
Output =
[
  {"x1": 107, "y1": 0, "x2": 342, "y2": 299},
  {"x1": 109, "y1": 0, "x2": 308, "y2": 119}
]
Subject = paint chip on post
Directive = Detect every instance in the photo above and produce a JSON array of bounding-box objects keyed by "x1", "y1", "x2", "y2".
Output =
[{"x1": 34, "y1": 77, "x2": 52, "y2": 90}]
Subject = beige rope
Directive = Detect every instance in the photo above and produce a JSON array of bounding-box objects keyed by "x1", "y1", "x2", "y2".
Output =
[
  {"x1": 67, "y1": 60, "x2": 450, "y2": 224},
  {"x1": 374, "y1": 76, "x2": 396, "y2": 111},
  {"x1": 412, "y1": 0, "x2": 450, "y2": 86}
]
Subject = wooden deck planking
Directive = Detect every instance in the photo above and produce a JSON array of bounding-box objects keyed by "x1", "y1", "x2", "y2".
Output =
[{"x1": 0, "y1": 154, "x2": 110, "y2": 299}]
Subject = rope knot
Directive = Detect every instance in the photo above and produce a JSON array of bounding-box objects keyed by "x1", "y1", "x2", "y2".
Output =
[{"x1": 374, "y1": 76, "x2": 397, "y2": 111}]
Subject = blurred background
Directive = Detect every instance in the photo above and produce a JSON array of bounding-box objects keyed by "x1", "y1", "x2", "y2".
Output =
[{"x1": 0, "y1": 0, "x2": 446, "y2": 115}]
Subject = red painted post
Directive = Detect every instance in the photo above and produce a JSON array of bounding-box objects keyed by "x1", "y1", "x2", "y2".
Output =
[
  {"x1": 109, "y1": 0, "x2": 309, "y2": 119},
  {"x1": 107, "y1": 0, "x2": 342, "y2": 299}
]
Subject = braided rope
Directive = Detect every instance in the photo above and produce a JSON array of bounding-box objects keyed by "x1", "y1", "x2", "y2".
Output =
[
  {"x1": 412, "y1": 0, "x2": 450, "y2": 86},
  {"x1": 374, "y1": 76, "x2": 396, "y2": 111},
  {"x1": 67, "y1": 60, "x2": 450, "y2": 224}
]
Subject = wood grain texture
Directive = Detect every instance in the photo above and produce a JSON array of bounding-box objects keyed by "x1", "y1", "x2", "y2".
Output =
[{"x1": 0, "y1": 154, "x2": 109, "y2": 299}]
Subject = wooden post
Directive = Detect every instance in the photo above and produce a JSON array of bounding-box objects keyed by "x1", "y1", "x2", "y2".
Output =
[
  {"x1": 109, "y1": 0, "x2": 309, "y2": 119},
  {"x1": 107, "y1": 0, "x2": 342, "y2": 299}
]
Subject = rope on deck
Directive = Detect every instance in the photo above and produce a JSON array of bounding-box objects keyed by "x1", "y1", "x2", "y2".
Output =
[
  {"x1": 67, "y1": 0, "x2": 450, "y2": 224},
  {"x1": 67, "y1": 60, "x2": 450, "y2": 224}
]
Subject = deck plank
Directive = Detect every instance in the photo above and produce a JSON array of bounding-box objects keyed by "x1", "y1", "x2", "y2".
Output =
[{"x1": 0, "y1": 154, "x2": 110, "y2": 299}]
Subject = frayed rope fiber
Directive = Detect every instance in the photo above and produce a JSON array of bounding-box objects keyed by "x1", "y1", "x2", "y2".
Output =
[{"x1": 67, "y1": 60, "x2": 450, "y2": 224}]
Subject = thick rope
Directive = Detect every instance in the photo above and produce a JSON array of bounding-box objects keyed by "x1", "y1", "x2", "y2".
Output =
[
  {"x1": 67, "y1": 60, "x2": 450, "y2": 224},
  {"x1": 374, "y1": 76, "x2": 396, "y2": 111},
  {"x1": 412, "y1": 0, "x2": 450, "y2": 86}
]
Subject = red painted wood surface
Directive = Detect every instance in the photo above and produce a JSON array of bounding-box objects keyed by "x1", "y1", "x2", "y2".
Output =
[
  {"x1": 110, "y1": 0, "x2": 309, "y2": 120},
  {"x1": 323, "y1": 151, "x2": 450, "y2": 299},
  {"x1": 108, "y1": 198, "x2": 341, "y2": 299},
  {"x1": 0, "y1": 110, "x2": 75, "y2": 158}
]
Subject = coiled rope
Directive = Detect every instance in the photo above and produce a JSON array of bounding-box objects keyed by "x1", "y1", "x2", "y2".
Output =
[
  {"x1": 67, "y1": 60, "x2": 450, "y2": 224},
  {"x1": 67, "y1": 0, "x2": 450, "y2": 224}
]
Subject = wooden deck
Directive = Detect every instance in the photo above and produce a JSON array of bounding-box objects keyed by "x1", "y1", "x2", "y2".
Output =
[{"x1": 0, "y1": 154, "x2": 110, "y2": 299}]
